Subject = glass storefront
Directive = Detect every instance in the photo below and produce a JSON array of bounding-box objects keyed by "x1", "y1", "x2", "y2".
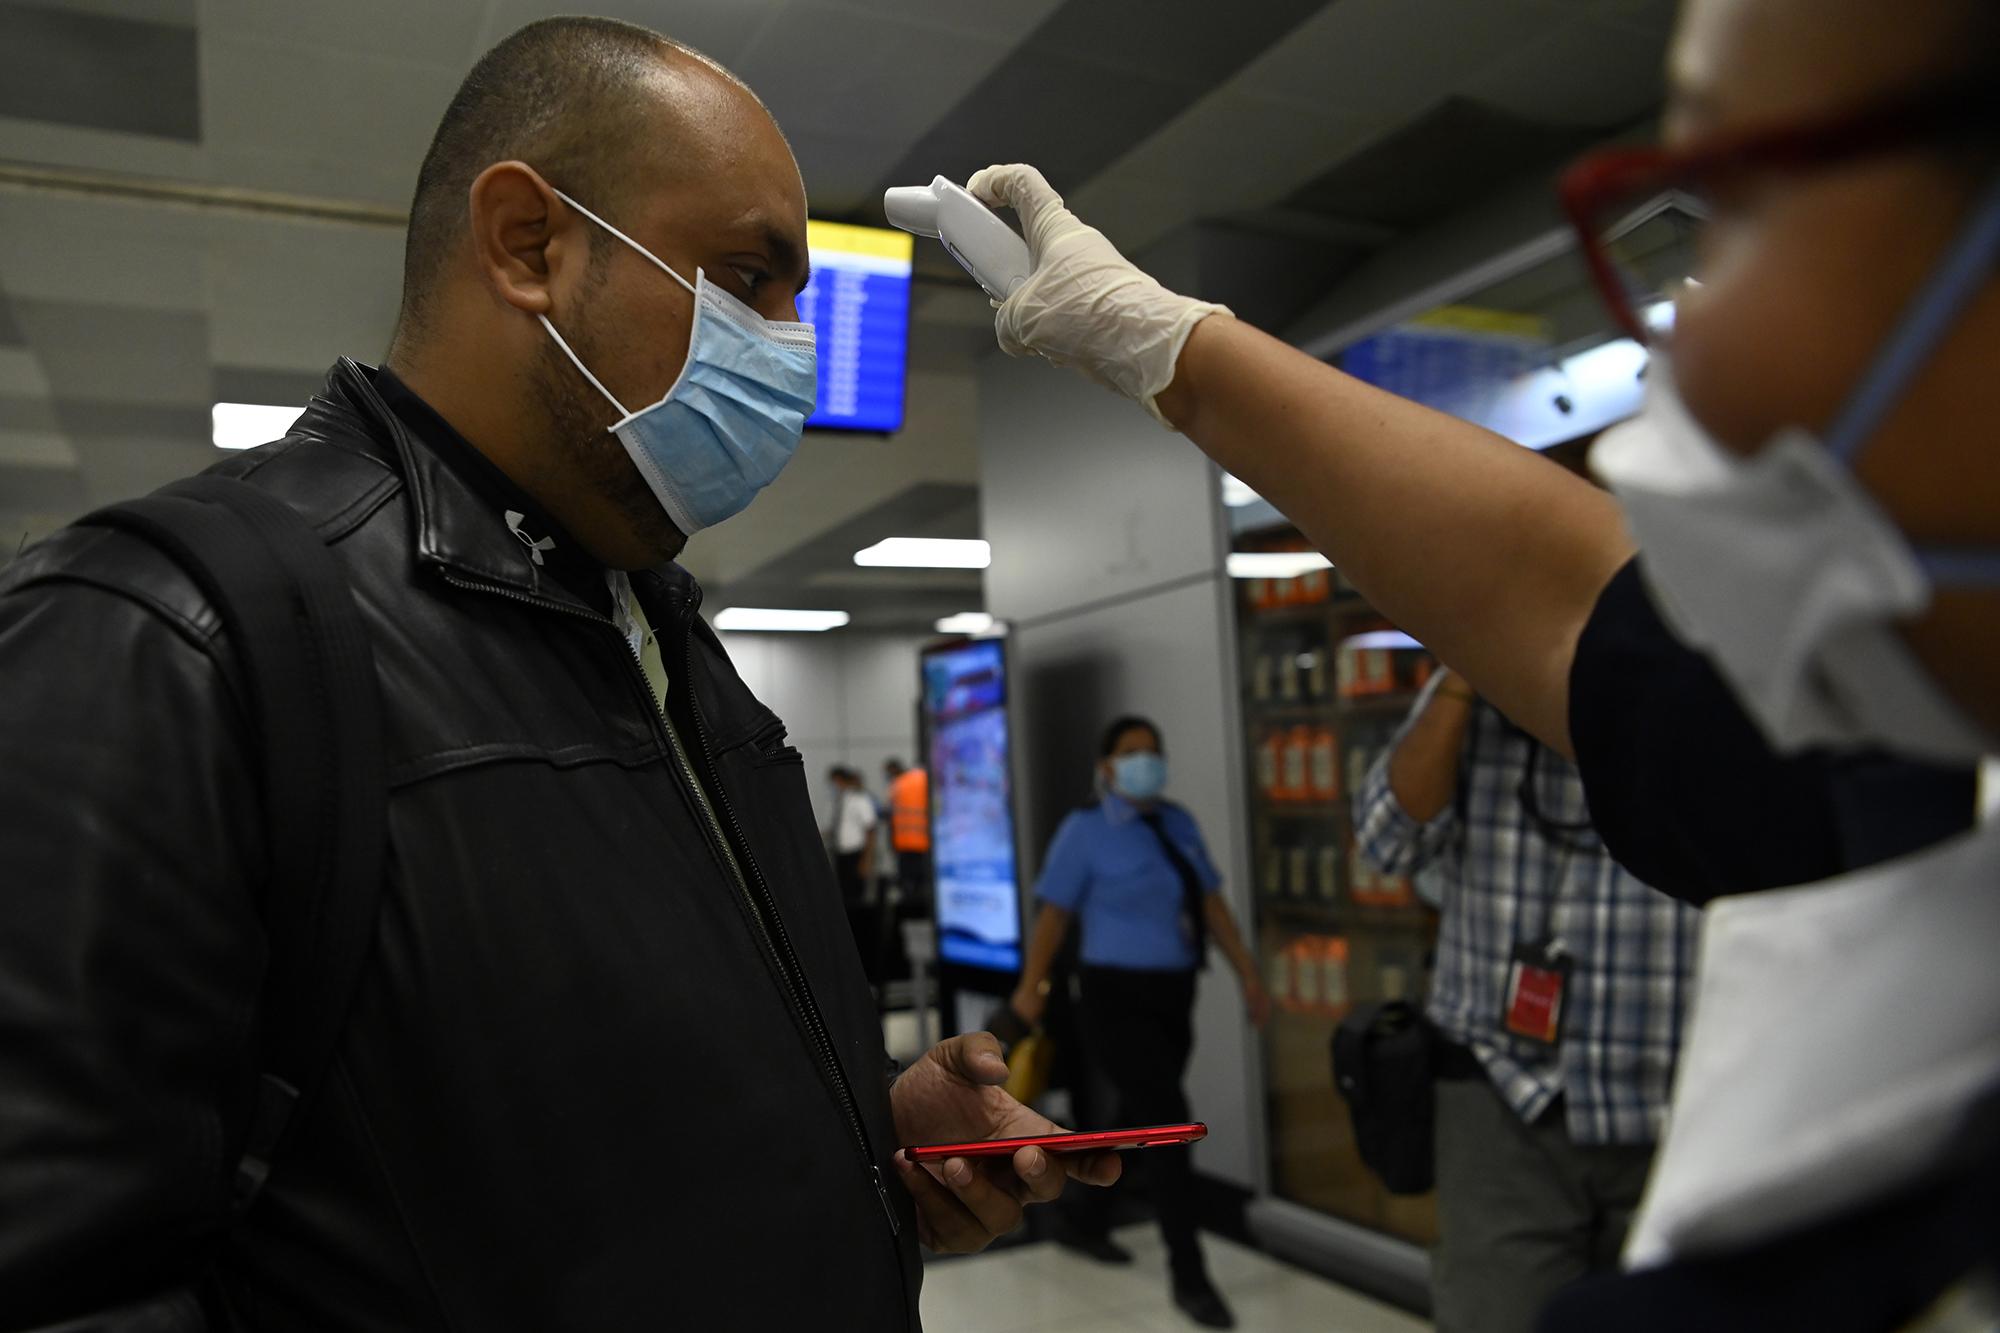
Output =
[
  {"x1": 1233, "y1": 542, "x2": 1440, "y2": 1245},
  {"x1": 1232, "y1": 197, "x2": 1701, "y2": 1253}
]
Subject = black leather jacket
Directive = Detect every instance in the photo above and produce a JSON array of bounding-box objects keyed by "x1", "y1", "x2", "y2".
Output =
[{"x1": 0, "y1": 361, "x2": 921, "y2": 1331}]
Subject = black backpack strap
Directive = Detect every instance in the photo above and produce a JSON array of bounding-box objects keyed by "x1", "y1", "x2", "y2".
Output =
[
  {"x1": 78, "y1": 474, "x2": 386, "y2": 1213},
  {"x1": 1135, "y1": 809, "x2": 1209, "y2": 967}
]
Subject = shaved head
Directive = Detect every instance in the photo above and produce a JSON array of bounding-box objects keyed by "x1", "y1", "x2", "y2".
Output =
[{"x1": 395, "y1": 16, "x2": 769, "y2": 338}]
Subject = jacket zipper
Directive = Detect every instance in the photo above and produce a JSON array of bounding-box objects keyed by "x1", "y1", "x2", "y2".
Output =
[
  {"x1": 664, "y1": 599, "x2": 900, "y2": 1238},
  {"x1": 439, "y1": 569, "x2": 899, "y2": 1238}
]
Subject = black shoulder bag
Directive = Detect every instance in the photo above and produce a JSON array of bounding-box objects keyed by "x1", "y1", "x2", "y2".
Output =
[{"x1": 79, "y1": 474, "x2": 387, "y2": 1215}]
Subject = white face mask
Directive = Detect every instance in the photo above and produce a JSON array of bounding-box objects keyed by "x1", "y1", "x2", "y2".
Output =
[{"x1": 1591, "y1": 176, "x2": 2000, "y2": 765}]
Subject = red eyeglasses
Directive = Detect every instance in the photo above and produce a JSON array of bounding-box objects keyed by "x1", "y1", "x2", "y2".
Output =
[{"x1": 1558, "y1": 78, "x2": 2000, "y2": 343}]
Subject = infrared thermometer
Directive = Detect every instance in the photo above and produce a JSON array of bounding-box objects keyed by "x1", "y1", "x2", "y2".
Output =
[{"x1": 883, "y1": 176, "x2": 1033, "y2": 302}]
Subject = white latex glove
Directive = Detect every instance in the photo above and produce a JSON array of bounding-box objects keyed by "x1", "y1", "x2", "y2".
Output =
[{"x1": 967, "y1": 164, "x2": 1229, "y2": 428}]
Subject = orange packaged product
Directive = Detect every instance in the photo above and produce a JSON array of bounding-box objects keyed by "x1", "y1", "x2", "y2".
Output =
[
  {"x1": 1319, "y1": 936, "x2": 1351, "y2": 1016},
  {"x1": 1255, "y1": 731, "x2": 1283, "y2": 802},
  {"x1": 1308, "y1": 726, "x2": 1339, "y2": 802},
  {"x1": 1267, "y1": 948, "x2": 1296, "y2": 1014},
  {"x1": 1289, "y1": 937, "x2": 1323, "y2": 1011},
  {"x1": 1280, "y1": 725, "x2": 1312, "y2": 803}
]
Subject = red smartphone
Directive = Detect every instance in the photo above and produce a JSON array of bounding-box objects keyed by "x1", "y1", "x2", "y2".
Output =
[{"x1": 902, "y1": 1122, "x2": 1206, "y2": 1163}]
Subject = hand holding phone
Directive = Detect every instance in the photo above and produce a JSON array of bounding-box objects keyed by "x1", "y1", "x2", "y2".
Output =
[{"x1": 903, "y1": 1122, "x2": 1206, "y2": 1163}]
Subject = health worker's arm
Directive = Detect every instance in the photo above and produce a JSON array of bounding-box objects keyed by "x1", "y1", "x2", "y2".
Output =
[{"x1": 971, "y1": 164, "x2": 1633, "y2": 756}]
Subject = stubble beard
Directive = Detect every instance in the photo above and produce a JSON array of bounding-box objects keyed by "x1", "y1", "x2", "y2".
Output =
[{"x1": 531, "y1": 308, "x2": 689, "y2": 568}]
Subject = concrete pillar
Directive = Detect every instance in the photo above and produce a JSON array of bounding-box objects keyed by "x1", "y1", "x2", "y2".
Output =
[{"x1": 977, "y1": 347, "x2": 1263, "y2": 1191}]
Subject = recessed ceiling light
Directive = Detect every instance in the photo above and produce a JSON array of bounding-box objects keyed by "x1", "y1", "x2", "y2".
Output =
[
  {"x1": 1225, "y1": 551, "x2": 1333, "y2": 580},
  {"x1": 853, "y1": 537, "x2": 991, "y2": 569},
  {"x1": 212, "y1": 402, "x2": 304, "y2": 450},
  {"x1": 713, "y1": 607, "x2": 851, "y2": 632},
  {"x1": 935, "y1": 612, "x2": 996, "y2": 635}
]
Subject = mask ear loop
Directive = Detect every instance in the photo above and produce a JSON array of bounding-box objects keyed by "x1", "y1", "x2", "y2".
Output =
[
  {"x1": 1819, "y1": 172, "x2": 2000, "y2": 586},
  {"x1": 552, "y1": 188, "x2": 699, "y2": 298},
  {"x1": 1825, "y1": 172, "x2": 2000, "y2": 463},
  {"x1": 537, "y1": 314, "x2": 630, "y2": 420}
]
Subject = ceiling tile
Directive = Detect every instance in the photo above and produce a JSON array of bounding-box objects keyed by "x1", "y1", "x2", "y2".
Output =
[
  {"x1": 9, "y1": 0, "x2": 192, "y2": 22},
  {"x1": 1282, "y1": 96, "x2": 1601, "y2": 228},
  {"x1": 0, "y1": 2, "x2": 199, "y2": 141},
  {"x1": 12, "y1": 299, "x2": 210, "y2": 407},
  {"x1": 0, "y1": 428, "x2": 78, "y2": 469},
  {"x1": 1031, "y1": 0, "x2": 1326, "y2": 86},
  {"x1": 200, "y1": 35, "x2": 460, "y2": 206},
  {"x1": 1462, "y1": 19, "x2": 1667, "y2": 127},
  {"x1": 872, "y1": 0, "x2": 1329, "y2": 222},
  {"x1": 0, "y1": 193, "x2": 208, "y2": 309},
  {"x1": 1073, "y1": 91, "x2": 1395, "y2": 253},
  {"x1": 202, "y1": 213, "x2": 403, "y2": 370},
  {"x1": 788, "y1": 130, "x2": 920, "y2": 217},
  {"x1": 201, "y1": 0, "x2": 489, "y2": 68},
  {"x1": 71, "y1": 434, "x2": 216, "y2": 506},
  {"x1": 1524, "y1": 0, "x2": 1680, "y2": 43},
  {"x1": 0, "y1": 462, "x2": 88, "y2": 512},
  {"x1": 211, "y1": 364, "x2": 331, "y2": 407},
  {"x1": 476, "y1": 0, "x2": 788, "y2": 70},
  {"x1": 1237, "y1": 0, "x2": 1556, "y2": 118},
  {"x1": 0, "y1": 395, "x2": 59, "y2": 432},
  {"x1": 739, "y1": 6, "x2": 1013, "y2": 153},
  {"x1": 0, "y1": 347, "x2": 53, "y2": 398},
  {"x1": 812, "y1": 0, "x2": 1065, "y2": 44}
]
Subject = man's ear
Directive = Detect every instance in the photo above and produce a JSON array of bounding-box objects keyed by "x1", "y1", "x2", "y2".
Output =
[{"x1": 466, "y1": 161, "x2": 586, "y2": 316}]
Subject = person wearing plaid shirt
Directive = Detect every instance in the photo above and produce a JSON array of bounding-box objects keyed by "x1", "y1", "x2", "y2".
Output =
[{"x1": 1355, "y1": 667, "x2": 1701, "y2": 1333}]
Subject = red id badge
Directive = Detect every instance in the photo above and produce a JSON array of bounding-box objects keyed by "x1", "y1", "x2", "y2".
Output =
[{"x1": 1503, "y1": 939, "x2": 1571, "y2": 1047}]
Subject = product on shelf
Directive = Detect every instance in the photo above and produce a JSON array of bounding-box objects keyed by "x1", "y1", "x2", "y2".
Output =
[
  {"x1": 1347, "y1": 746, "x2": 1372, "y2": 803},
  {"x1": 1335, "y1": 640, "x2": 1395, "y2": 698},
  {"x1": 1350, "y1": 845, "x2": 1416, "y2": 908},
  {"x1": 1375, "y1": 945, "x2": 1423, "y2": 1004},
  {"x1": 1291, "y1": 937, "x2": 1323, "y2": 1009},
  {"x1": 1298, "y1": 564, "x2": 1332, "y2": 604},
  {"x1": 1316, "y1": 843, "x2": 1340, "y2": 900},
  {"x1": 1252, "y1": 652, "x2": 1274, "y2": 702},
  {"x1": 1288, "y1": 844, "x2": 1310, "y2": 899},
  {"x1": 1267, "y1": 949, "x2": 1294, "y2": 1012},
  {"x1": 1261, "y1": 847, "x2": 1285, "y2": 899},
  {"x1": 1320, "y1": 936, "x2": 1351, "y2": 1013},
  {"x1": 1256, "y1": 731, "x2": 1282, "y2": 802},
  {"x1": 1280, "y1": 725, "x2": 1311, "y2": 802},
  {"x1": 1309, "y1": 726, "x2": 1339, "y2": 802},
  {"x1": 1307, "y1": 648, "x2": 1329, "y2": 700},
  {"x1": 1279, "y1": 649, "x2": 1301, "y2": 702}
]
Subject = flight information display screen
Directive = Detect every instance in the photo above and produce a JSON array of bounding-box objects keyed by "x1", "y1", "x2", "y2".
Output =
[
  {"x1": 922, "y1": 637, "x2": 1023, "y2": 973},
  {"x1": 799, "y1": 220, "x2": 913, "y2": 434}
]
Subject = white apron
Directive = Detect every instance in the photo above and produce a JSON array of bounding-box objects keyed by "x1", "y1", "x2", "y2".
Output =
[{"x1": 1625, "y1": 817, "x2": 2000, "y2": 1269}]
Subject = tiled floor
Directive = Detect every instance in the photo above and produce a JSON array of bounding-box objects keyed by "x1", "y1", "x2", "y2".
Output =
[{"x1": 920, "y1": 1223, "x2": 1431, "y2": 1333}]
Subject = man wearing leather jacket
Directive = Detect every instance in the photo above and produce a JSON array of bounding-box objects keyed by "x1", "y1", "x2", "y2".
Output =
[{"x1": 0, "y1": 18, "x2": 1112, "y2": 1330}]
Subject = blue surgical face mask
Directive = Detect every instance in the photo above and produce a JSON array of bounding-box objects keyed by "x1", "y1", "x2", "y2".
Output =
[
  {"x1": 1111, "y1": 751, "x2": 1168, "y2": 802},
  {"x1": 538, "y1": 190, "x2": 817, "y2": 536}
]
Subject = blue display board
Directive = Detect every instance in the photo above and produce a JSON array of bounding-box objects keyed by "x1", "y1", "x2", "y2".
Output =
[
  {"x1": 1339, "y1": 307, "x2": 1549, "y2": 428},
  {"x1": 922, "y1": 638, "x2": 1023, "y2": 973},
  {"x1": 799, "y1": 221, "x2": 913, "y2": 434}
]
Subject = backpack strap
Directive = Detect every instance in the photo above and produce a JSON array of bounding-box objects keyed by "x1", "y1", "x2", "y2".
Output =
[{"x1": 78, "y1": 473, "x2": 386, "y2": 1214}]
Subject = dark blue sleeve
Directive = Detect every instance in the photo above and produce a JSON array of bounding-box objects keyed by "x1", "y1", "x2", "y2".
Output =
[{"x1": 1568, "y1": 559, "x2": 1977, "y2": 903}]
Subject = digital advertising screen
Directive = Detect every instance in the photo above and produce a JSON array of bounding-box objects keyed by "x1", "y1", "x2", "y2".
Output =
[
  {"x1": 921, "y1": 638, "x2": 1022, "y2": 974},
  {"x1": 799, "y1": 220, "x2": 913, "y2": 434}
]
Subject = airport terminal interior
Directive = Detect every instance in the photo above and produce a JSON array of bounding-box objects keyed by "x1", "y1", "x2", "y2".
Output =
[{"x1": 3, "y1": 0, "x2": 1998, "y2": 1330}]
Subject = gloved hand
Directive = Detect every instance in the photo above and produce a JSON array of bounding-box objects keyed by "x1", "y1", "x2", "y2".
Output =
[{"x1": 968, "y1": 163, "x2": 1229, "y2": 427}]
